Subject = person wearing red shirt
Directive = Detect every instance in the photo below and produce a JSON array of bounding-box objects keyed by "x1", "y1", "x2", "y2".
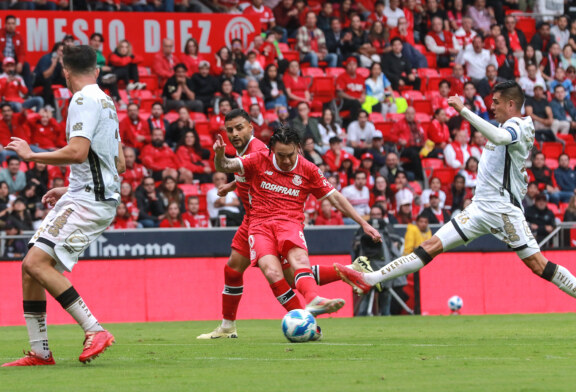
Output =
[
  {"x1": 159, "y1": 201, "x2": 191, "y2": 228},
  {"x1": 0, "y1": 57, "x2": 43, "y2": 112},
  {"x1": 140, "y1": 128, "x2": 192, "y2": 182},
  {"x1": 120, "y1": 181, "x2": 140, "y2": 222},
  {"x1": 392, "y1": 107, "x2": 426, "y2": 181},
  {"x1": 110, "y1": 202, "x2": 138, "y2": 230},
  {"x1": 107, "y1": 39, "x2": 145, "y2": 91},
  {"x1": 322, "y1": 136, "x2": 359, "y2": 173},
  {"x1": 389, "y1": 17, "x2": 416, "y2": 46},
  {"x1": 431, "y1": 80, "x2": 459, "y2": 118},
  {"x1": 443, "y1": 128, "x2": 471, "y2": 170},
  {"x1": 426, "y1": 108, "x2": 451, "y2": 156},
  {"x1": 182, "y1": 196, "x2": 211, "y2": 228},
  {"x1": 0, "y1": 15, "x2": 32, "y2": 91},
  {"x1": 367, "y1": 1, "x2": 387, "y2": 26},
  {"x1": 425, "y1": 16, "x2": 458, "y2": 68},
  {"x1": 151, "y1": 38, "x2": 181, "y2": 88},
  {"x1": 243, "y1": 0, "x2": 276, "y2": 33},
  {"x1": 176, "y1": 130, "x2": 212, "y2": 181},
  {"x1": 503, "y1": 15, "x2": 527, "y2": 56},
  {"x1": 147, "y1": 102, "x2": 170, "y2": 134},
  {"x1": 241, "y1": 80, "x2": 266, "y2": 114},
  {"x1": 28, "y1": 108, "x2": 64, "y2": 151},
  {"x1": 335, "y1": 57, "x2": 365, "y2": 124},
  {"x1": 315, "y1": 198, "x2": 344, "y2": 225},
  {"x1": 121, "y1": 146, "x2": 148, "y2": 190},
  {"x1": 0, "y1": 102, "x2": 28, "y2": 151},
  {"x1": 119, "y1": 103, "x2": 151, "y2": 150},
  {"x1": 282, "y1": 60, "x2": 310, "y2": 108},
  {"x1": 448, "y1": 63, "x2": 469, "y2": 96}
]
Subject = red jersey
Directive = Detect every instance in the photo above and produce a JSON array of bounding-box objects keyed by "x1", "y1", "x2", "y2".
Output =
[
  {"x1": 336, "y1": 72, "x2": 365, "y2": 100},
  {"x1": 29, "y1": 117, "x2": 64, "y2": 149},
  {"x1": 0, "y1": 75, "x2": 27, "y2": 103},
  {"x1": 243, "y1": 5, "x2": 275, "y2": 32},
  {"x1": 119, "y1": 116, "x2": 151, "y2": 149},
  {"x1": 283, "y1": 74, "x2": 309, "y2": 107},
  {"x1": 122, "y1": 163, "x2": 148, "y2": 190},
  {"x1": 182, "y1": 212, "x2": 211, "y2": 228},
  {"x1": 234, "y1": 137, "x2": 268, "y2": 216},
  {"x1": 239, "y1": 151, "x2": 335, "y2": 226}
]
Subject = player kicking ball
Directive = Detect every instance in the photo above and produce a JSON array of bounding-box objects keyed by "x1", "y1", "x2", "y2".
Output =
[
  {"x1": 212, "y1": 125, "x2": 382, "y2": 323},
  {"x1": 2, "y1": 45, "x2": 124, "y2": 366},
  {"x1": 334, "y1": 81, "x2": 576, "y2": 301}
]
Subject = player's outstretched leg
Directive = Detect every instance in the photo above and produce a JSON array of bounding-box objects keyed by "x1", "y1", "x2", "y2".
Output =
[
  {"x1": 317, "y1": 257, "x2": 382, "y2": 294},
  {"x1": 526, "y1": 253, "x2": 576, "y2": 299}
]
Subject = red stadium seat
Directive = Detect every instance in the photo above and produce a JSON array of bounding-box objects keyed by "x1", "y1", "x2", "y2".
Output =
[
  {"x1": 179, "y1": 184, "x2": 200, "y2": 198},
  {"x1": 283, "y1": 50, "x2": 300, "y2": 62},
  {"x1": 403, "y1": 90, "x2": 424, "y2": 101},
  {"x1": 386, "y1": 113, "x2": 404, "y2": 121},
  {"x1": 356, "y1": 67, "x2": 370, "y2": 79},
  {"x1": 137, "y1": 66, "x2": 150, "y2": 76},
  {"x1": 433, "y1": 167, "x2": 456, "y2": 186},
  {"x1": 278, "y1": 42, "x2": 290, "y2": 52},
  {"x1": 373, "y1": 121, "x2": 394, "y2": 140},
  {"x1": 417, "y1": 68, "x2": 440, "y2": 78},
  {"x1": 415, "y1": 113, "x2": 432, "y2": 123},
  {"x1": 200, "y1": 183, "x2": 215, "y2": 194},
  {"x1": 302, "y1": 67, "x2": 325, "y2": 77},
  {"x1": 195, "y1": 121, "x2": 211, "y2": 136},
  {"x1": 545, "y1": 158, "x2": 559, "y2": 170},
  {"x1": 199, "y1": 134, "x2": 212, "y2": 148},
  {"x1": 310, "y1": 76, "x2": 336, "y2": 103},
  {"x1": 413, "y1": 44, "x2": 426, "y2": 53},
  {"x1": 190, "y1": 112, "x2": 207, "y2": 121},
  {"x1": 413, "y1": 99, "x2": 433, "y2": 115},
  {"x1": 427, "y1": 76, "x2": 444, "y2": 92},
  {"x1": 516, "y1": 17, "x2": 536, "y2": 42},
  {"x1": 164, "y1": 112, "x2": 179, "y2": 123},
  {"x1": 369, "y1": 112, "x2": 384, "y2": 122},
  {"x1": 424, "y1": 52, "x2": 436, "y2": 68},
  {"x1": 564, "y1": 144, "x2": 576, "y2": 156},
  {"x1": 325, "y1": 67, "x2": 345, "y2": 78},
  {"x1": 541, "y1": 142, "x2": 563, "y2": 159},
  {"x1": 264, "y1": 112, "x2": 278, "y2": 123},
  {"x1": 421, "y1": 158, "x2": 444, "y2": 169},
  {"x1": 557, "y1": 134, "x2": 576, "y2": 144},
  {"x1": 138, "y1": 98, "x2": 161, "y2": 112},
  {"x1": 139, "y1": 75, "x2": 159, "y2": 92}
]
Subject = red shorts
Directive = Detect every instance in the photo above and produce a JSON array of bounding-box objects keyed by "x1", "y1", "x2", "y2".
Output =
[
  {"x1": 248, "y1": 220, "x2": 308, "y2": 267},
  {"x1": 231, "y1": 217, "x2": 250, "y2": 259}
]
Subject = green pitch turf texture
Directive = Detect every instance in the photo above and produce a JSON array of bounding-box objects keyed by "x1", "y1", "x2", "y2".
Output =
[{"x1": 1, "y1": 313, "x2": 575, "y2": 392}]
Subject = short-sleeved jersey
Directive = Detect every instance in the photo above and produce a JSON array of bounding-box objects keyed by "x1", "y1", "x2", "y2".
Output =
[
  {"x1": 66, "y1": 84, "x2": 121, "y2": 203},
  {"x1": 473, "y1": 116, "x2": 535, "y2": 210},
  {"x1": 234, "y1": 137, "x2": 268, "y2": 216},
  {"x1": 238, "y1": 151, "x2": 335, "y2": 226},
  {"x1": 335, "y1": 72, "x2": 365, "y2": 99}
]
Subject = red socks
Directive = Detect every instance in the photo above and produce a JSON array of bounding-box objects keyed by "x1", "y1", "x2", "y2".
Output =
[
  {"x1": 222, "y1": 265, "x2": 244, "y2": 321},
  {"x1": 270, "y1": 279, "x2": 304, "y2": 311},
  {"x1": 294, "y1": 268, "x2": 319, "y2": 303},
  {"x1": 312, "y1": 265, "x2": 341, "y2": 285}
]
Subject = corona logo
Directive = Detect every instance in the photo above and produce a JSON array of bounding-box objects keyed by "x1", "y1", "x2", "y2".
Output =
[{"x1": 225, "y1": 17, "x2": 255, "y2": 48}]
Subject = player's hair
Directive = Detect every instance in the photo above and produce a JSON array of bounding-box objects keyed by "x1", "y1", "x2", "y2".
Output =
[
  {"x1": 90, "y1": 32, "x2": 104, "y2": 43},
  {"x1": 492, "y1": 80, "x2": 525, "y2": 111},
  {"x1": 63, "y1": 45, "x2": 97, "y2": 74},
  {"x1": 224, "y1": 108, "x2": 251, "y2": 124},
  {"x1": 268, "y1": 124, "x2": 301, "y2": 151}
]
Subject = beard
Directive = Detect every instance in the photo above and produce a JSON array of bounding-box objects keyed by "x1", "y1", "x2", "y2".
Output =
[{"x1": 152, "y1": 140, "x2": 163, "y2": 148}]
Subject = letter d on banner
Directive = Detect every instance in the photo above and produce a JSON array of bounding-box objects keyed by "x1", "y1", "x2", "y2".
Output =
[{"x1": 144, "y1": 20, "x2": 161, "y2": 53}]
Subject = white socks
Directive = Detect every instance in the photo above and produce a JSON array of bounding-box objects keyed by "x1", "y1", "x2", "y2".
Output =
[
  {"x1": 364, "y1": 252, "x2": 425, "y2": 286},
  {"x1": 222, "y1": 319, "x2": 236, "y2": 329},
  {"x1": 66, "y1": 299, "x2": 105, "y2": 333},
  {"x1": 24, "y1": 313, "x2": 51, "y2": 359},
  {"x1": 550, "y1": 265, "x2": 576, "y2": 298}
]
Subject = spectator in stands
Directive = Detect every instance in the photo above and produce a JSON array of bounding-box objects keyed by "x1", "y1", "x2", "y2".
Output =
[
  {"x1": 158, "y1": 176, "x2": 186, "y2": 212},
  {"x1": 243, "y1": 50, "x2": 264, "y2": 82},
  {"x1": 0, "y1": 103, "x2": 27, "y2": 160},
  {"x1": 315, "y1": 198, "x2": 344, "y2": 225},
  {"x1": 551, "y1": 15, "x2": 570, "y2": 49},
  {"x1": 476, "y1": 65, "x2": 505, "y2": 105},
  {"x1": 249, "y1": 103, "x2": 272, "y2": 143},
  {"x1": 230, "y1": 39, "x2": 247, "y2": 79},
  {"x1": 213, "y1": 46, "x2": 234, "y2": 76},
  {"x1": 141, "y1": 128, "x2": 193, "y2": 183},
  {"x1": 467, "y1": 0, "x2": 493, "y2": 36},
  {"x1": 283, "y1": 60, "x2": 310, "y2": 108},
  {"x1": 25, "y1": 162, "x2": 49, "y2": 196},
  {"x1": 494, "y1": 35, "x2": 519, "y2": 80},
  {"x1": 420, "y1": 176, "x2": 446, "y2": 210},
  {"x1": 456, "y1": 36, "x2": 497, "y2": 84},
  {"x1": 519, "y1": 45, "x2": 542, "y2": 78},
  {"x1": 540, "y1": 42, "x2": 562, "y2": 83},
  {"x1": 366, "y1": 131, "x2": 387, "y2": 170},
  {"x1": 273, "y1": 0, "x2": 300, "y2": 39},
  {"x1": 206, "y1": 172, "x2": 241, "y2": 226},
  {"x1": 190, "y1": 60, "x2": 219, "y2": 112},
  {"x1": 395, "y1": 190, "x2": 414, "y2": 224},
  {"x1": 444, "y1": 128, "x2": 471, "y2": 170},
  {"x1": 348, "y1": 14, "x2": 378, "y2": 68},
  {"x1": 446, "y1": 174, "x2": 470, "y2": 213},
  {"x1": 431, "y1": 80, "x2": 457, "y2": 117},
  {"x1": 549, "y1": 67, "x2": 572, "y2": 93},
  {"x1": 365, "y1": 62, "x2": 396, "y2": 116},
  {"x1": 469, "y1": 130, "x2": 486, "y2": 160},
  {"x1": 296, "y1": 11, "x2": 337, "y2": 68},
  {"x1": 460, "y1": 156, "x2": 479, "y2": 190},
  {"x1": 379, "y1": 151, "x2": 403, "y2": 184},
  {"x1": 152, "y1": 38, "x2": 180, "y2": 88},
  {"x1": 110, "y1": 202, "x2": 138, "y2": 230},
  {"x1": 550, "y1": 85, "x2": 576, "y2": 133},
  {"x1": 0, "y1": 57, "x2": 43, "y2": 112},
  {"x1": 166, "y1": 106, "x2": 195, "y2": 149},
  {"x1": 341, "y1": 170, "x2": 371, "y2": 223},
  {"x1": 317, "y1": 109, "x2": 344, "y2": 149},
  {"x1": 181, "y1": 38, "x2": 201, "y2": 77},
  {"x1": 271, "y1": 105, "x2": 290, "y2": 128},
  {"x1": 28, "y1": 108, "x2": 63, "y2": 151},
  {"x1": 483, "y1": 23, "x2": 501, "y2": 52},
  {"x1": 244, "y1": 0, "x2": 276, "y2": 33},
  {"x1": 7, "y1": 197, "x2": 33, "y2": 231},
  {"x1": 368, "y1": 21, "x2": 388, "y2": 57},
  {"x1": 291, "y1": 102, "x2": 322, "y2": 147},
  {"x1": 381, "y1": 0, "x2": 404, "y2": 29},
  {"x1": 147, "y1": 102, "x2": 169, "y2": 134},
  {"x1": 33, "y1": 42, "x2": 65, "y2": 110},
  {"x1": 182, "y1": 196, "x2": 211, "y2": 228},
  {"x1": 503, "y1": 15, "x2": 527, "y2": 56},
  {"x1": 553, "y1": 153, "x2": 576, "y2": 203},
  {"x1": 523, "y1": 181, "x2": 540, "y2": 209},
  {"x1": 454, "y1": 16, "x2": 477, "y2": 51},
  {"x1": 3, "y1": 220, "x2": 26, "y2": 258},
  {"x1": 163, "y1": 63, "x2": 203, "y2": 113},
  {"x1": 347, "y1": 110, "x2": 376, "y2": 154},
  {"x1": 323, "y1": 136, "x2": 358, "y2": 173},
  {"x1": 120, "y1": 103, "x2": 151, "y2": 150},
  {"x1": 525, "y1": 193, "x2": 556, "y2": 243},
  {"x1": 260, "y1": 63, "x2": 287, "y2": 110},
  {"x1": 176, "y1": 130, "x2": 212, "y2": 183},
  {"x1": 160, "y1": 201, "x2": 190, "y2": 228},
  {"x1": 463, "y1": 82, "x2": 489, "y2": 121},
  {"x1": 393, "y1": 106, "x2": 425, "y2": 179},
  {"x1": 382, "y1": 38, "x2": 420, "y2": 91},
  {"x1": 525, "y1": 83, "x2": 565, "y2": 136},
  {"x1": 335, "y1": 56, "x2": 365, "y2": 125},
  {"x1": 426, "y1": 108, "x2": 450, "y2": 158},
  {"x1": 528, "y1": 151, "x2": 561, "y2": 202},
  {"x1": 119, "y1": 181, "x2": 140, "y2": 224},
  {"x1": 89, "y1": 32, "x2": 119, "y2": 101},
  {"x1": 241, "y1": 79, "x2": 265, "y2": 113},
  {"x1": 219, "y1": 62, "x2": 245, "y2": 95},
  {"x1": 325, "y1": 17, "x2": 349, "y2": 65},
  {"x1": 121, "y1": 146, "x2": 148, "y2": 190},
  {"x1": 425, "y1": 16, "x2": 458, "y2": 68},
  {"x1": 371, "y1": 174, "x2": 393, "y2": 205},
  {"x1": 530, "y1": 22, "x2": 556, "y2": 56},
  {"x1": 215, "y1": 79, "x2": 241, "y2": 114},
  {"x1": 420, "y1": 192, "x2": 450, "y2": 224},
  {"x1": 0, "y1": 15, "x2": 32, "y2": 91},
  {"x1": 136, "y1": 177, "x2": 165, "y2": 228},
  {"x1": 108, "y1": 39, "x2": 145, "y2": 92},
  {"x1": 301, "y1": 136, "x2": 323, "y2": 166},
  {"x1": 563, "y1": 195, "x2": 576, "y2": 222},
  {"x1": 561, "y1": 46, "x2": 576, "y2": 71},
  {"x1": 404, "y1": 213, "x2": 431, "y2": 257},
  {"x1": 519, "y1": 64, "x2": 547, "y2": 98}
]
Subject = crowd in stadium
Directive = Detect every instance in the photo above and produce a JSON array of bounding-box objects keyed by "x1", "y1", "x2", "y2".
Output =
[{"x1": 0, "y1": 0, "x2": 575, "y2": 253}]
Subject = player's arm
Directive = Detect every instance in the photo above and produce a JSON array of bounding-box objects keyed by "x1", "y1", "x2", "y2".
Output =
[
  {"x1": 447, "y1": 96, "x2": 513, "y2": 145},
  {"x1": 116, "y1": 141, "x2": 126, "y2": 174},
  {"x1": 325, "y1": 190, "x2": 382, "y2": 243},
  {"x1": 218, "y1": 180, "x2": 237, "y2": 197},
  {"x1": 213, "y1": 134, "x2": 242, "y2": 173},
  {"x1": 6, "y1": 136, "x2": 90, "y2": 165}
]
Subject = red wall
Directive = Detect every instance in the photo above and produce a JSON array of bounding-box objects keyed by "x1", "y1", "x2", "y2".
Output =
[
  {"x1": 419, "y1": 250, "x2": 576, "y2": 315},
  {"x1": 0, "y1": 256, "x2": 353, "y2": 326}
]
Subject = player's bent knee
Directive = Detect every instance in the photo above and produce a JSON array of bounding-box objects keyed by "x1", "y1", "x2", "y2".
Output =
[
  {"x1": 227, "y1": 252, "x2": 250, "y2": 272},
  {"x1": 419, "y1": 236, "x2": 444, "y2": 259}
]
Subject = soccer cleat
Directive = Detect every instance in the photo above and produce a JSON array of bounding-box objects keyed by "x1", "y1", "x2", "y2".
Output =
[
  {"x1": 351, "y1": 256, "x2": 383, "y2": 292},
  {"x1": 196, "y1": 326, "x2": 238, "y2": 339},
  {"x1": 1, "y1": 350, "x2": 55, "y2": 367},
  {"x1": 305, "y1": 296, "x2": 345, "y2": 316},
  {"x1": 310, "y1": 326, "x2": 323, "y2": 341},
  {"x1": 334, "y1": 263, "x2": 372, "y2": 295},
  {"x1": 79, "y1": 330, "x2": 115, "y2": 364}
]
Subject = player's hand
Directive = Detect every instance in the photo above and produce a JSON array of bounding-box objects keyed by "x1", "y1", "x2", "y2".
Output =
[
  {"x1": 42, "y1": 187, "x2": 67, "y2": 207},
  {"x1": 5, "y1": 137, "x2": 33, "y2": 161},
  {"x1": 447, "y1": 96, "x2": 465, "y2": 113},
  {"x1": 213, "y1": 134, "x2": 226, "y2": 155},
  {"x1": 363, "y1": 223, "x2": 383, "y2": 243}
]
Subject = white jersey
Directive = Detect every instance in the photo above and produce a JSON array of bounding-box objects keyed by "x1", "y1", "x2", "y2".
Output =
[
  {"x1": 66, "y1": 84, "x2": 121, "y2": 203},
  {"x1": 473, "y1": 116, "x2": 535, "y2": 210}
]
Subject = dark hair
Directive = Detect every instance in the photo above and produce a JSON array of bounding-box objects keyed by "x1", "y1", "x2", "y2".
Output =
[
  {"x1": 416, "y1": 213, "x2": 429, "y2": 221},
  {"x1": 90, "y1": 32, "x2": 104, "y2": 43},
  {"x1": 390, "y1": 37, "x2": 403, "y2": 45},
  {"x1": 6, "y1": 156, "x2": 20, "y2": 165},
  {"x1": 151, "y1": 102, "x2": 164, "y2": 110},
  {"x1": 358, "y1": 110, "x2": 369, "y2": 118},
  {"x1": 354, "y1": 170, "x2": 367, "y2": 180},
  {"x1": 219, "y1": 97, "x2": 233, "y2": 108},
  {"x1": 225, "y1": 108, "x2": 251, "y2": 123},
  {"x1": 173, "y1": 63, "x2": 188, "y2": 72},
  {"x1": 63, "y1": 45, "x2": 97, "y2": 74},
  {"x1": 127, "y1": 102, "x2": 139, "y2": 110},
  {"x1": 493, "y1": 80, "x2": 525, "y2": 111},
  {"x1": 463, "y1": 81, "x2": 475, "y2": 90},
  {"x1": 184, "y1": 38, "x2": 198, "y2": 55},
  {"x1": 433, "y1": 108, "x2": 444, "y2": 117},
  {"x1": 465, "y1": 156, "x2": 479, "y2": 171},
  {"x1": 558, "y1": 153, "x2": 569, "y2": 161},
  {"x1": 177, "y1": 130, "x2": 202, "y2": 151},
  {"x1": 439, "y1": 79, "x2": 451, "y2": 88},
  {"x1": 5, "y1": 15, "x2": 15, "y2": 23},
  {"x1": 268, "y1": 124, "x2": 301, "y2": 151},
  {"x1": 554, "y1": 84, "x2": 566, "y2": 92},
  {"x1": 51, "y1": 42, "x2": 64, "y2": 54},
  {"x1": 0, "y1": 102, "x2": 13, "y2": 111}
]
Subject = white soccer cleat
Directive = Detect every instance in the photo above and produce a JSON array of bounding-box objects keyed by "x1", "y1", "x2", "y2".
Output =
[{"x1": 197, "y1": 326, "x2": 238, "y2": 339}]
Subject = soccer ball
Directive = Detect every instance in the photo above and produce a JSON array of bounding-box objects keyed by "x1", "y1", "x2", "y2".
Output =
[
  {"x1": 281, "y1": 309, "x2": 317, "y2": 342},
  {"x1": 448, "y1": 295, "x2": 463, "y2": 312}
]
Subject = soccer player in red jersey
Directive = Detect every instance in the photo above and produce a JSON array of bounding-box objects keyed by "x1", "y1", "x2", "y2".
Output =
[{"x1": 212, "y1": 125, "x2": 382, "y2": 320}]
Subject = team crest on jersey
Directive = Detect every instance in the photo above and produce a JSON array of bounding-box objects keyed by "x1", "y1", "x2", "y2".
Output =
[
  {"x1": 292, "y1": 175, "x2": 302, "y2": 186},
  {"x1": 72, "y1": 122, "x2": 83, "y2": 131}
]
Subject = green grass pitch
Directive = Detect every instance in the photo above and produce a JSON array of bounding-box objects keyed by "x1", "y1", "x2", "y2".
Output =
[{"x1": 1, "y1": 314, "x2": 575, "y2": 392}]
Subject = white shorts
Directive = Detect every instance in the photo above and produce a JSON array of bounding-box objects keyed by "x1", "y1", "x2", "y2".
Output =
[
  {"x1": 29, "y1": 193, "x2": 116, "y2": 272},
  {"x1": 435, "y1": 200, "x2": 540, "y2": 259}
]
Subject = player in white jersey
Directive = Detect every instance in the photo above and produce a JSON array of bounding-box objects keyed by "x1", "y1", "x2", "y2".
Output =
[
  {"x1": 334, "y1": 81, "x2": 576, "y2": 302},
  {"x1": 2, "y1": 45, "x2": 125, "y2": 367}
]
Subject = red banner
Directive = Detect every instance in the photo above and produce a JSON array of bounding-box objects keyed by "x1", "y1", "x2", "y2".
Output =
[{"x1": 0, "y1": 11, "x2": 260, "y2": 66}]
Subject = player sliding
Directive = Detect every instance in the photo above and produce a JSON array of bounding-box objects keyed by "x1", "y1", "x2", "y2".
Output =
[
  {"x1": 198, "y1": 110, "x2": 377, "y2": 339},
  {"x1": 2, "y1": 45, "x2": 124, "y2": 367},
  {"x1": 212, "y1": 125, "x2": 382, "y2": 322},
  {"x1": 335, "y1": 81, "x2": 576, "y2": 301}
]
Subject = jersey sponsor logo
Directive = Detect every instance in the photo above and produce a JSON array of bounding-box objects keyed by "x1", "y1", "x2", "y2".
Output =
[
  {"x1": 260, "y1": 181, "x2": 300, "y2": 196},
  {"x1": 48, "y1": 208, "x2": 74, "y2": 237},
  {"x1": 292, "y1": 174, "x2": 302, "y2": 186},
  {"x1": 264, "y1": 170, "x2": 273, "y2": 175},
  {"x1": 72, "y1": 122, "x2": 83, "y2": 131}
]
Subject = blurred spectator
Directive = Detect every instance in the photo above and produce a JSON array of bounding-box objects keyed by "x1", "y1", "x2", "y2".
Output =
[
  {"x1": 212, "y1": 47, "x2": 232, "y2": 76},
  {"x1": 425, "y1": 16, "x2": 458, "y2": 68},
  {"x1": 469, "y1": 130, "x2": 486, "y2": 160},
  {"x1": 553, "y1": 154, "x2": 576, "y2": 204},
  {"x1": 384, "y1": 0, "x2": 405, "y2": 29},
  {"x1": 243, "y1": 0, "x2": 276, "y2": 33},
  {"x1": 403, "y1": 214, "x2": 431, "y2": 255},
  {"x1": 359, "y1": 152, "x2": 377, "y2": 185},
  {"x1": 560, "y1": 45, "x2": 576, "y2": 70},
  {"x1": 528, "y1": 151, "x2": 559, "y2": 198},
  {"x1": 0, "y1": 15, "x2": 32, "y2": 91},
  {"x1": 167, "y1": 106, "x2": 195, "y2": 148},
  {"x1": 28, "y1": 108, "x2": 64, "y2": 151},
  {"x1": 325, "y1": 18, "x2": 349, "y2": 65},
  {"x1": 270, "y1": 105, "x2": 290, "y2": 129},
  {"x1": 551, "y1": 16, "x2": 570, "y2": 49},
  {"x1": 448, "y1": 63, "x2": 468, "y2": 96},
  {"x1": 182, "y1": 196, "x2": 211, "y2": 228},
  {"x1": 368, "y1": 1, "x2": 386, "y2": 26},
  {"x1": 392, "y1": 170, "x2": 419, "y2": 204},
  {"x1": 519, "y1": 64, "x2": 547, "y2": 98},
  {"x1": 525, "y1": 193, "x2": 556, "y2": 242},
  {"x1": 523, "y1": 181, "x2": 540, "y2": 209},
  {"x1": 379, "y1": 151, "x2": 403, "y2": 184},
  {"x1": 111, "y1": 202, "x2": 138, "y2": 230},
  {"x1": 341, "y1": 171, "x2": 370, "y2": 223},
  {"x1": 494, "y1": 35, "x2": 519, "y2": 80},
  {"x1": 549, "y1": 67, "x2": 572, "y2": 93},
  {"x1": 297, "y1": 11, "x2": 337, "y2": 68},
  {"x1": 163, "y1": 63, "x2": 204, "y2": 113},
  {"x1": 483, "y1": 23, "x2": 501, "y2": 52},
  {"x1": 206, "y1": 172, "x2": 241, "y2": 226},
  {"x1": 141, "y1": 128, "x2": 192, "y2": 182},
  {"x1": 147, "y1": 102, "x2": 169, "y2": 135},
  {"x1": 315, "y1": 198, "x2": 344, "y2": 225},
  {"x1": 241, "y1": 79, "x2": 266, "y2": 113},
  {"x1": 243, "y1": 51, "x2": 265, "y2": 82},
  {"x1": 420, "y1": 177, "x2": 446, "y2": 210},
  {"x1": 230, "y1": 39, "x2": 247, "y2": 79},
  {"x1": 0, "y1": 156, "x2": 25, "y2": 193},
  {"x1": 502, "y1": 15, "x2": 527, "y2": 56},
  {"x1": 219, "y1": 62, "x2": 245, "y2": 95},
  {"x1": 21, "y1": 182, "x2": 45, "y2": 223},
  {"x1": 176, "y1": 130, "x2": 212, "y2": 182},
  {"x1": 526, "y1": 83, "x2": 569, "y2": 136},
  {"x1": 346, "y1": 110, "x2": 375, "y2": 152},
  {"x1": 191, "y1": 60, "x2": 219, "y2": 111},
  {"x1": 122, "y1": 146, "x2": 148, "y2": 190},
  {"x1": 160, "y1": 201, "x2": 190, "y2": 228},
  {"x1": 446, "y1": 174, "x2": 470, "y2": 213},
  {"x1": 426, "y1": 108, "x2": 450, "y2": 157},
  {"x1": 550, "y1": 85, "x2": 576, "y2": 133},
  {"x1": 530, "y1": 22, "x2": 555, "y2": 56},
  {"x1": 456, "y1": 36, "x2": 496, "y2": 83},
  {"x1": 0, "y1": 57, "x2": 43, "y2": 112},
  {"x1": 215, "y1": 80, "x2": 241, "y2": 114},
  {"x1": 302, "y1": 136, "x2": 324, "y2": 166},
  {"x1": 181, "y1": 38, "x2": 201, "y2": 77},
  {"x1": 89, "y1": 32, "x2": 118, "y2": 99},
  {"x1": 108, "y1": 40, "x2": 145, "y2": 92},
  {"x1": 563, "y1": 195, "x2": 576, "y2": 222},
  {"x1": 152, "y1": 38, "x2": 181, "y2": 88},
  {"x1": 365, "y1": 62, "x2": 396, "y2": 116},
  {"x1": 0, "y1": 180, "x2": 11, "y2": 223},
  {"x1": 348, "y1": 14, "x2": 377, "y2": 68},
  {"x1": 283, "y1": 60, "x2": 310, "y2": 108},
  {"x1": 334, "y1": 57, "x2": 365, "y2": 124},
  {"x1": 119, "y1": 181, "x2": 140, "y2": 224},
  {"x1": 33, "y1": 42, "x2": 65, "y2": 109},
  {"x1": 323, "y1": 136, "x2": 358, "y2": 173},
  {"x1": 382, "y1": 38, "x2": 420, "y2": 91},
  {"x1": 119, "y1": 103, "x2": 151, "y2": 150},
  {"x1": 135, "y1": 177, "x2": 165, "y2": 228},
  {"x1": 368, "y1": 21, "x2": 388, "y2": 57},
  {"x1": 463, "y1": 82, "x2": 489, "y2": 120},
  {"x1": 420, "y1": 192, "x2": 450, "y2": 224},
  {"x1": 317, "y1": 2, "x2": 334, "y2": 33},
  {"x1": 519, "y1": 45, "x2": 542, "y2": 79},
  {"x1": 158, "y1": 176, "x2": 186, "y2": 212},
  {"x1": 393, "y1": 106, "x2": 425, "y2": 179},
  {"x1": 444, "y1": 129, "x2": 471, "y2": 170},
  {"x1": 366, "y1": 130, "x2": 386, "y2": 170},
  {"x1": 317, "y1": 108, "x2": 344, "y2": 148},
  {"x1": 460, "y1": 156, "x2": 479, "y2": 190},
  {"x1": 3, "y1": 220, "x2": 26, "y2": 258},
  {"x1": 371, "y1": 174, "x2": 393, "y2": 206},
  {"x1": 395, "y1": 190, "x2": 413, "y2": 224},
  {"x1": 26, "y1": 162, "x2": 49, "y2": 196},
  {"x1": 260, "y1": 63, "x2": 287, "y2": 110},
  {"x1": 291, "y1": 102, "x2": 321, "y2": 147},
  {"x1": 477, "y1": 64, "x2": 505, "y2": 106},
  {"x1": 540, "y1": 43, "x2": 561, "y2": 83},
  {"x1": 467, "y1": 0, "x2": 493, "y2": 36},
  {"x1": 431, "y1": 80, "x2": 458, "y2": 117},
  {"x1": 249, "y1": 103, "x2": 272, "y2": 143},
  {"x1": 7, "y1": 197, "x2": 33, "y2": 231},
  {"x1": 0, "y1": 103, "x2": 28, "y2": 157},
  {"x1": 453, "y1": 16, "x2": 477, "y2": 51},
  {"x1": 273, "y1": 0, "x2": 300, "y2": 38}
]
